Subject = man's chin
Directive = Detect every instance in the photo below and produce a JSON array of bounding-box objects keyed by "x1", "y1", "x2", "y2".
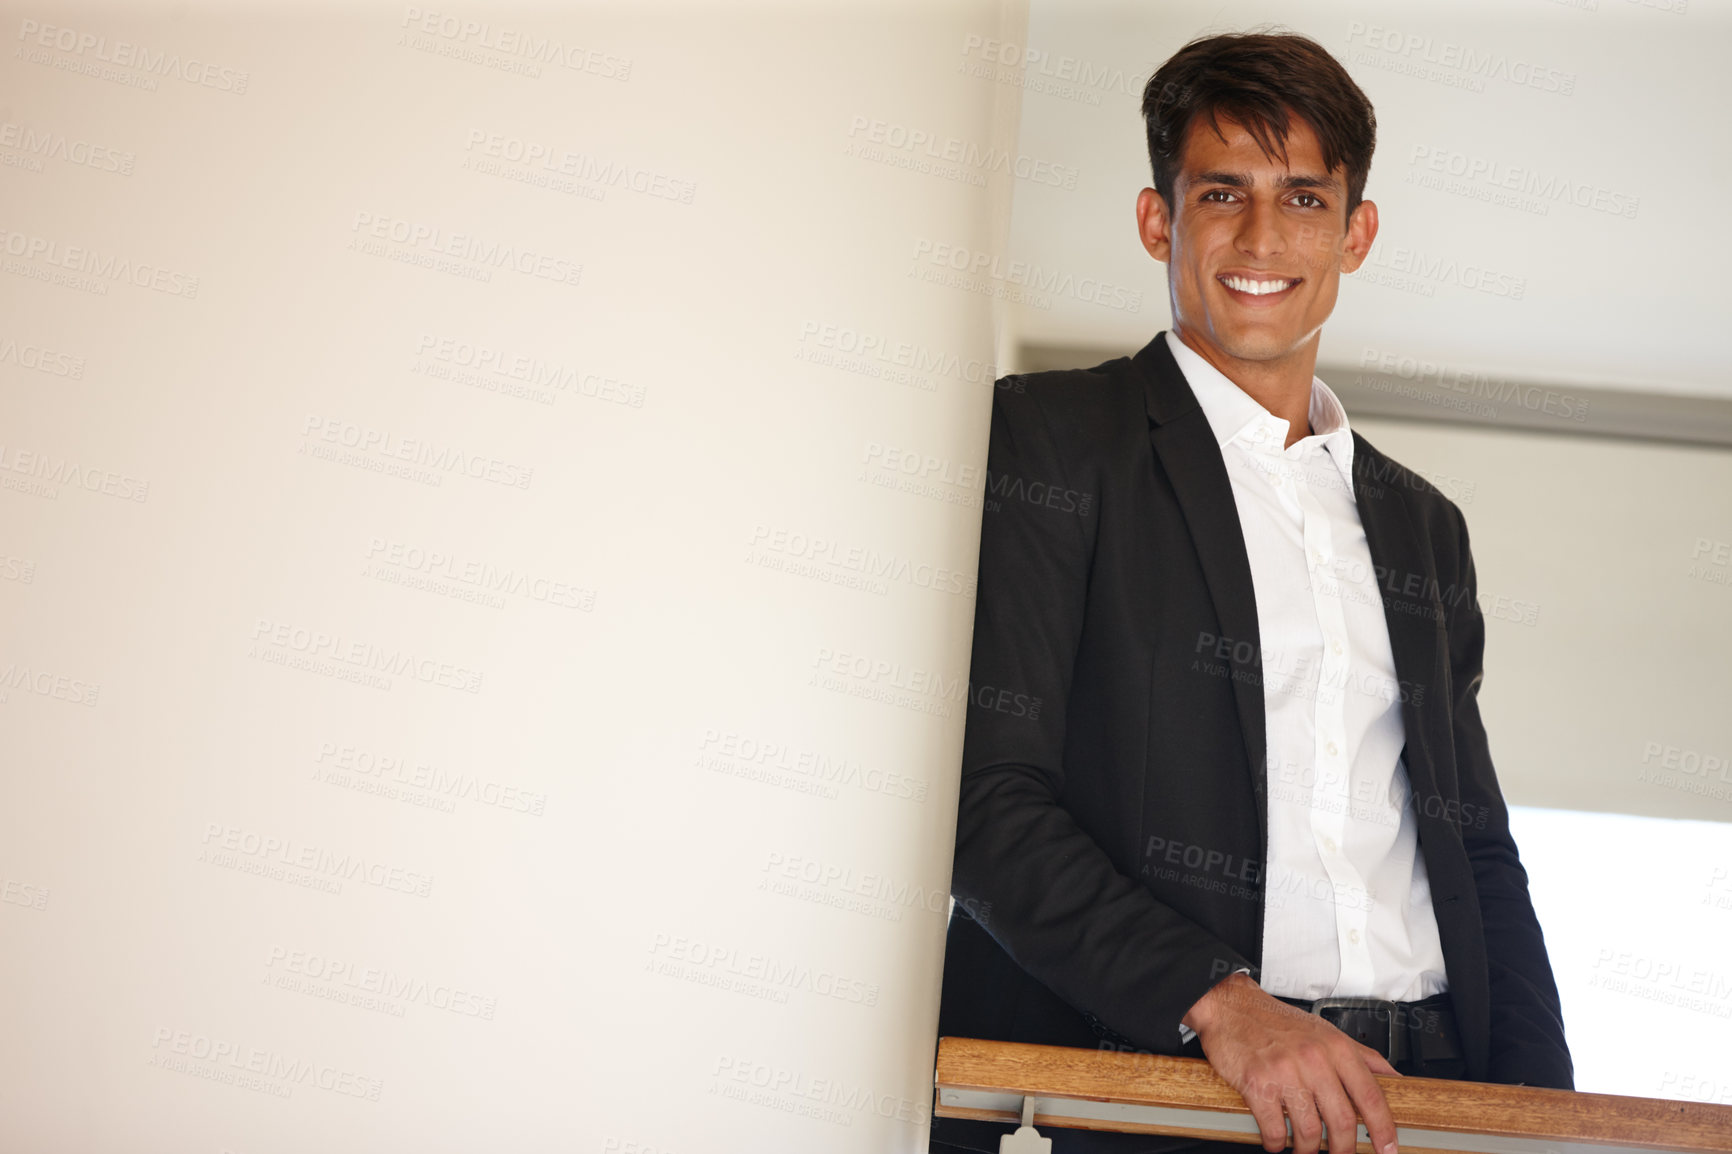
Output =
[{"x1": 1210, "y1": 330, "x2": 1302, "y2": 365}]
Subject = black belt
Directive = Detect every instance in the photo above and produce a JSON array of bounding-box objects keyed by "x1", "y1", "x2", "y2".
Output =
[{"x1": 1274, "y1": 992, "x2": 1461, "y2": 1066}]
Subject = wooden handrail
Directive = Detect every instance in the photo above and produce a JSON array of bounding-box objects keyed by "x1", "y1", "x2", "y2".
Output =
[{"x1": 934, "y1": 1037, "x2": 1732, "y2": 1153}]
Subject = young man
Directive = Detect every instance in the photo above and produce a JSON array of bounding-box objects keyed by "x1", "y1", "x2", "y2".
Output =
[{"x1": 931, "y1": 31, "x2": 1572, "y2": 1154}]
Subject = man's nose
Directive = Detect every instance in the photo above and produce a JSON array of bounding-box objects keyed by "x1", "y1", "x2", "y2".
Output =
[{"x1": 1236, "y1": 196, "x2": 1287, "y2": 261}]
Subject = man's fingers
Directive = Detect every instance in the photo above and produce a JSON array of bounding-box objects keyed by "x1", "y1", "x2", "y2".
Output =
[
  {"x1": 1280, "y1": 1080, "x2": 1326, "y2": 1154},
  {"x1": 1308, "y1": 1075, "x2": 1362, "y2": 1154},
  {"x1": 1336, "y1": 1051, "x2": 1400, "y2": 1154},
  {"x1": 1242, "y1": 1080, "x2": 1292, "y2": 1153}
]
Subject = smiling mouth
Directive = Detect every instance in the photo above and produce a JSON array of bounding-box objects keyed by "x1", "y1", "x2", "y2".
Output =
[{"x1": 1218, "y1": 274, "x2": 1300, "y2": 298}]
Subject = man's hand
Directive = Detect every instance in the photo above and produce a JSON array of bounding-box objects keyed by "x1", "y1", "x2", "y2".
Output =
[{"x1": 1182, "y1": 973, "x2": 1403, "y2": 1154}]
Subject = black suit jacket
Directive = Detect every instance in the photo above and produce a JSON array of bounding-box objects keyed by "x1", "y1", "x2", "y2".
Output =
[{"x1": 931, "y1": 334, "x2": 1572, "y2": 1153}]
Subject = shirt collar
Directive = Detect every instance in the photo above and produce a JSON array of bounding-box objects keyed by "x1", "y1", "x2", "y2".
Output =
[{"x1": 1161, "y1": 330, "x2": 1356, "y2": 487}]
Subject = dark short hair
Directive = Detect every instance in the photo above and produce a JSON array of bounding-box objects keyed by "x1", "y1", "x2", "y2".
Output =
[{"x1": 1142, "y1": 30, "x2": 1376, "y2": 223}]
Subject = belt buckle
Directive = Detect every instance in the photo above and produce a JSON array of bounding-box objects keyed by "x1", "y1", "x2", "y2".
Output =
[{"x1": 1309, "y1": 996, "x2": 1399, "y2": 1060}]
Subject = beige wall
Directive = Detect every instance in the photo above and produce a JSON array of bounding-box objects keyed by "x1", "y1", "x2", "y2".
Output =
[{"x1": 0, "y1": 4, "x2": 1025, "y2": 1150}]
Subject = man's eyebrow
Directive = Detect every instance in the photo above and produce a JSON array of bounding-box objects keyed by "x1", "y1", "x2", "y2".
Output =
[{"x1": 1190, "y1": 170, "x2": 1343, "y2": 192}]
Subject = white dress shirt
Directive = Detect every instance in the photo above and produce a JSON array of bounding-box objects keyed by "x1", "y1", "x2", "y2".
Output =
[{"x1": 1164, "y1": 331, "x2": 1449, "y2": 1043}]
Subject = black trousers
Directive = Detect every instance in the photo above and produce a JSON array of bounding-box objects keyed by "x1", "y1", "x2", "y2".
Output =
[{"x1": 928, "y1": 1050, "x2": 1467, "y2": 1154}]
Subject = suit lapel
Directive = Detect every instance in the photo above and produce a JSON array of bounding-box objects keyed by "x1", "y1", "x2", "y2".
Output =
[
  {"x1": 1352, "y1": 434, "x2": 1492, "y2": 1076},
  {"x1": 1137, "y1": 335, "x2": 1268, "y2": 855},
  {"x1": 1350, "y1": 434, "x2": 1444, "y2": 814}
]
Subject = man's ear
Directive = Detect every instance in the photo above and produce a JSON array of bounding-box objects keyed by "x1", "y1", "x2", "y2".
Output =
[
  {"x1": 1340, "y1": 198, "x2": 1378, "y2": 275},
  {"x1": 1136, "y1": 187, "x2": 1173, "y2": 264}
]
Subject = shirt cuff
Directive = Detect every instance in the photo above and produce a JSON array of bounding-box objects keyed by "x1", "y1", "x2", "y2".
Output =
[{"x1": 1179, "y1": 966, "x2": 1254, "y2": 1043}]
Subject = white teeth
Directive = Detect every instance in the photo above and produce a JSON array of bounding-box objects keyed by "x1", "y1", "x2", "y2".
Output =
[{"x1": 1222, "y1": 275, "x2": 1295, "y2": 295}]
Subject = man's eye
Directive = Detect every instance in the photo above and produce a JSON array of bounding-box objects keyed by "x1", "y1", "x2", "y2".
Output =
[
  {"x1": 1201, "y1": 189, "x2": 1234, "y2": 203},
  {"x1": 1292, "y1": 193, "x2": 1324, "y2": 208}
]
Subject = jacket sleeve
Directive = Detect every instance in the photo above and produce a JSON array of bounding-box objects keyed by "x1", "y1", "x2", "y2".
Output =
[
  {"x1": 949, "y1": 379, "x2": 1254, "y2": 1051},
  {"x1": 1443, "y1": 503, "x2": 1575, "y2": 1089}
]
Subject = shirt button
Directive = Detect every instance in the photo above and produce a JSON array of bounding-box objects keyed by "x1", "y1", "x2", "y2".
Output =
[
  {"x1": 1331, "y1": 640, "x2": 1344, "y2": 655},
  {"x1": 1322, "y1": 836, "x2": 1337, "y2": 854},
  {"x1": 1348, "y1": 928, "x2": 1361, "y2": 945},
  {"x1": 1326, "y1": 741, "x2": 1340, "y2": 757}
]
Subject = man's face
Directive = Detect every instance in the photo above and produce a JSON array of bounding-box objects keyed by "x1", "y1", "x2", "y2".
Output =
[{"x1": 1136, "y1": 111, "x2": 1376, "y2": 370}]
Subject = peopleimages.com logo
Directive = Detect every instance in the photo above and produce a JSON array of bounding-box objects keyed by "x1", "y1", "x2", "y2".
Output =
[{"x1": 910, "y1": 239, "x2": 1142, "y2": 312}]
